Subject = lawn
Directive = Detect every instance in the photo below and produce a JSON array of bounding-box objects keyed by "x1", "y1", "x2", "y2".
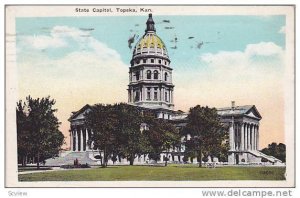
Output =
[{"x1": 18, "y1": 165, "x2": 286, "y2": 181}]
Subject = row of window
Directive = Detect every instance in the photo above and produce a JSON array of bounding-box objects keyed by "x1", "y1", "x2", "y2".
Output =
[
  {"x1": 133, "y1": 58, "x2": 168, "y2": 66},
  {"x1": 134, "y1": 51, "x2": 167, "y2": 57},
  {"x1": 134, "y1": 90, "x2": 170, "y2": 102},
  {"x1": 135, "y1": 70, "x2": 169, "y2": 81}
]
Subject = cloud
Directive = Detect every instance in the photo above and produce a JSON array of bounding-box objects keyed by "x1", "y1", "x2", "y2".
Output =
[
  {"x1": 17, "y1": 26, "x2": 128, "y2": 96},
  {"x1": 199, "y1": 42, "x2": 284, "y2": 77},
  {"x1": 174, "y1": 41, "x2": 285, "y2": 110},
  {"x1": 173, "y1": 42, "x2": 286, "y2": 147},
  {"x1": 21, "y1": 35, "x2": 67, "y2": 49},
  {"x1": 278, "y1": 25, "x2": 286, "y2": 34},
  {"x1": 17, "y1": 26, "x2": 129, "y2": 147},
  {"x1": 245, "y1": 42, "x2": 283, "y2": 57}
]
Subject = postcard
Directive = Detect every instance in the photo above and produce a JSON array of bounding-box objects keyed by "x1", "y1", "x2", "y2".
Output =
[{"x1": 5, "y1": 5, "x2": 295, "y2": 187}]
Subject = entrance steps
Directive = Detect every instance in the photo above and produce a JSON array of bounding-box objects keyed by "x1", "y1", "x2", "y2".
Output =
[
  {"x1": 45, "y1": 151, "x2": 98, "y2": 166},
  {"x1": 248, "y1": 150, "x2": 284, "y2": 165}
]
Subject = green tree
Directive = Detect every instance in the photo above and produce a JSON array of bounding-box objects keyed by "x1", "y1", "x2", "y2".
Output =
[
  {"x1": 85, "y1": 104, "x2": 118, "y2": 168},
  {"x1": 16, "y1": 96, "x2": 64, "y2": 169},
  {"x1": 182, "y1": 105, "x2": 228, "y2": 167},
  {"x1": 143, "y1": 118, "x2": 180, "y2": 166},
  {"x1": 261, "y1": 142, "x2": 286, "y2": 162},
  {"x1": 16, "y1": 101, "x2": 30, "y2": 166},
  {"x1": 115, "y1": 103, "x2": 144, "y2": 165}
]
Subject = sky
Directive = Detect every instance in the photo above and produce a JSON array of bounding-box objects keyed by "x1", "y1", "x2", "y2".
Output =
[{"x1": 15, "y1": 14, "x2": 286, "y2": 149}]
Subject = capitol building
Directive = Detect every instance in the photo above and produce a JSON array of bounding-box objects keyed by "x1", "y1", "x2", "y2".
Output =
[{"x1": 46, "y1": 14, "x2": 282, "y2": 166}]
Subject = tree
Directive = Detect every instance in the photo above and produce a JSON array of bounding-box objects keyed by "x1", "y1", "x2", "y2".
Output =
[
  {"x1": 16, "y1": 96, "x2": 64, "y2": 169},
  {"x1": 143, "y1": 118, "x2": 180, "y2": 166},
  {"x1": 115, "y1": 103, "x2": 144, "y2": 165},
  {"x1": 16, "y1": 101, "x2": 30, "y2": 166},
  {"x1": 85, "y1": 104, "x2": 118, "y2": 168},
  {"x1": 182, "y1": 105, "x2": 228, "y2": 167},
  {"x1": 261, "y1": 142, "x2": 286, "y2": 162}
]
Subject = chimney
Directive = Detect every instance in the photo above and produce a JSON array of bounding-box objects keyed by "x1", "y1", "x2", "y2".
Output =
[{"x1": 231, "y1": 101, "x2": 235, "y2": 110}]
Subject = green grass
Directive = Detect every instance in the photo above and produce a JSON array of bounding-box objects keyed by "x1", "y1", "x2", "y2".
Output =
[
  {"x1": 18, "y1": 167, "x2": 52, "y2": 172},
  {"x1": 18, "y1": 165, "x2": 286, "y2": 181}
]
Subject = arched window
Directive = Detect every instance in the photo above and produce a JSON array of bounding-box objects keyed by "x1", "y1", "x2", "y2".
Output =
[
  {"x1": 147, "y1": 70, "x2": 151, "y2": 79},
  {"x1": 154, "y1": 70, "x2": 158, "y2": 79},
  {"x1": 164, "y1": 72, "x2": 168, "y2": 81}
]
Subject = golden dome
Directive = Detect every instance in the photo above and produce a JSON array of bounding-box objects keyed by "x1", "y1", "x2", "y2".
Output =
[{"x1": 132, "y1": 14, "x2": 169, "y2": 58}]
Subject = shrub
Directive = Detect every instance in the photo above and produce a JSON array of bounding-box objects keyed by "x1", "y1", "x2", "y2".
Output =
[
  {"x1": 202, "y1": 156, "x2": 209, "y2": 163},
  {"x1": 183, "y1": 156, "x2": 189, "y2": 163},
  {"x1": 60, "y1": 163, "x2": 91, "y2": 169}
]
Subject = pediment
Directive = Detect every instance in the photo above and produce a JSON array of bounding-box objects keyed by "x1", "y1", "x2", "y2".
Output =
[
  {"x1": 245, "y1": 106, "x2": 262, "y2": 119},
  {"x1": 73, "y1": 110, "x2": 89, "y2": 120},
  {"x1": 69, "y1": 104, "x2": 91, "y2": 121},
  {"x1": 246, "y1": 111, "x2": 258, "y2": 118}
]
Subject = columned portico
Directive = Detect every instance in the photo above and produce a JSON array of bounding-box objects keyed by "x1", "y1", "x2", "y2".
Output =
[
  {"x1": 70, "y1": 124, "x2": 92, "y2": 152},
  {"x1": 229, "y1": 122, "x2": 259, "y2": 152},
  {"x1": 218, "y1": 103, "x2": 262, "y2": 165}
]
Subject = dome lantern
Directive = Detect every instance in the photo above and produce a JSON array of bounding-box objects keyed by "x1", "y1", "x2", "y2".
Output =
[{"x1": 145, "y1": 13, "x2": 156, "y2": 33}]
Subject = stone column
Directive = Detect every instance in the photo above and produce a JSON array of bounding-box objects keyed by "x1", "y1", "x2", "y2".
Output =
[
  {"x1": 248, "y1": 125, "x2": 251, "y2": 150},
  {"x1": 86, "y1": 128, "x2": 89, "y2": 151},
  {"x1": 257, "y1": 126, "x2": 259, "y2": 150},
  {"x1": 75, "y1": 129, "x2": 79, "y2": 151},
  {"x1": 140, "y1": 87, "x2": 142, "y2": 101},
  {"x1": 91, "y1": 130, "x2": 94, "y2": 149},
  {"x1": 80, "y1": 128, "x2": 84, "y2": 152},
  {"x1": 229, "y1": 119, "x2": 235, "y2": 151},
  {"x1": 252, "y1": 125, "x2": 255, "y2": 150},
  {"x1": 249, "y1": 125, "x2": 252, "y2": 150},
  {"x1": 244, "y1": 124, "x2": 247, "y2": 151},
  {"x1": 235, "y1": 123, "x2": 241, "y2": 150},
  {"x1": 70, "y1": 130, "x2": 73, "y2": 151},
  {"x1": 247, "y1": 124, "x2": 251, "y2": 150},
  {"x1": 159, "y1": 87, "x2": 162, "y2": 101},
  {"x1": 253, "y1": 125, "x2": 256, "y2": 150},
  {"x1": 241, "y1": 123, "x2": 245, "y2": 151}
]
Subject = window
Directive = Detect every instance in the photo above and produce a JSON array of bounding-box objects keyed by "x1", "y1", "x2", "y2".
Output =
[
  {"x1": 135, "y1": 91, "x2": 140, "y2": 101},
  {"x1": 147, "y1": 70, "x2": 151, "y2": 79},
  {"x1": 164, "y1": 72, "x2": 168, "y2": 81},
  {"x1": 154, "y1": 70, "x2": 158, "y2": 79},
  {"x1": 151, "y1": 59, "x2": 154, "y2": 63},
  {"x1": 136, "y1": 71, "x2": 140, "y2": 81},
  {"x1": 154, "y1": 88, "x2": 158, "y2": 100},
  {"x1": 158, "y1": 59, "x2": 162, "y2": 64},
  {"x1": 143, "y1": 59, "x2": 147, "y2": 63},
  {"x1": 154, "y1": 92, "x2": 158, "y2": 100},
  {"x1": 136, "y1": 59, "x2": 140, "y2": 64},
  {"x1": 165, "y1": 92, "x2": 168, "y2": 102},
  {"x1": 147, "y1": 88, "x2": 151, "y2": 100},
  {"x1": 164, "y1": 61, "x2": 167, "y2": 65}
]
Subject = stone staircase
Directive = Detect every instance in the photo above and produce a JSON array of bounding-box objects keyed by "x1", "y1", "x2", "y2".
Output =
[
  {"x1": 249, "y1": 150, "x2": 284, "y2": 165},
  {"x1": 45, "y1": 151, "x2": 98, "y2": 166}
]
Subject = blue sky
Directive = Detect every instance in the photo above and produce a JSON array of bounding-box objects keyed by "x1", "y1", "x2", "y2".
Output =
[
  {"x1": 16, "y1": 15, "x2": 285, "y2": 70},
  {"x1": 15, "y1": 14, "x2": 286, "y2": 147}
]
